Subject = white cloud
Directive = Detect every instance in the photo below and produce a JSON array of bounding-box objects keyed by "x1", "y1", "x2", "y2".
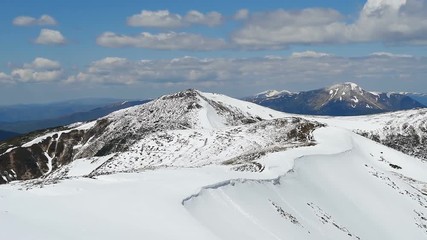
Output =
[
  {"x1": 12, "y1": 14, "x2": 57, "y2": 26},
  {"x1": 12, "y1": 69, "x2": 62, "y2": 82},
  {"x1": 234, "y1": 9, "x2": 249, "y2": 20},
  {"x1": 127, "y1": 10, "x2": 182, "y2": 28},
  {"x1": 369, "y1": 52, "x2": 413, "y2": 58},
  {"x1": 66, "y1": 57, "x2": 136, "y2": 85},
  {"x1": 127, "y1": 10, "x2": 223, "y2": 28},
  {"x1": 184, "y1": 10, "x2": 222, "y2": 26},
  {"x1": 0, "y1": 72, "x2": 12, "y2": 83},
  {"x1": 232, "y1": 8, "x2": 345, "y2": 49},
  {"x1": 66, "y1": 54, "x2": 427, "y2": 94},
  {"x1": 10, "y1": 58, "x2": 62, "y2": 83},
  {"x1": 362, "y1": 0, "x2": 407, "y2": 15},
  {"x1": 67, "y1": 56, "x2": 233, "y2": 85},
  {"x1": 35, "y1": 29, "x2": 66, "y2": 45},
  {"x1": 96, "y1": 31, "x2": 227, "y2": 50},
  {"x1": 232, "y1": 0, "x2": 427, "y2": 48},
  {"x1": 291, "y1": 51, "x2": 333, "y2": 58},
  {"x1": 25, "y1": 57, "x2": 61, "y2": 69}
]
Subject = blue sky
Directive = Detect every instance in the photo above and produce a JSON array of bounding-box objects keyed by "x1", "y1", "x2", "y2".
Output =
[{"x1": 1, "y1": 0, "x2": 427, "y2": 105}]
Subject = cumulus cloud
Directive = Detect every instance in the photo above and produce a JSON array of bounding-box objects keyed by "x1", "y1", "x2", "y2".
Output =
[
  {"x1": 35, "y1": 29, "x2": 66, "y2": 45},
  {"x1": 12, "y1": 14, "x2": 57, "y2": 26},
  {"x1": 232, "y1": 8, "x2": 345, "y2": 49},
  {"x1": 232, "y1": 0, "x2": 427, "y2": 48},
  {"x1": 234, "y1": 9, "x2": 250, "y2": 20},
  {"x1": 24, "y1": 57, "x2": 61, "y2": 69},
  {"x1": 127, "y1": 10, "x2": 223, "y2": 28},
  {"x1": 10, "y1": 58, "x2": 62, "y2": 83},
  {"x1": 65, "y1": 53, "x2": 427, "y2": 94},
  {"x1": 96, "y1": 31, "x2": 227, "y2": 50}
]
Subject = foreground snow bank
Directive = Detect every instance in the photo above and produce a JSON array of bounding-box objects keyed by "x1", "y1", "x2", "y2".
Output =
[{"x1": 1, "y1": 127, "x2": 427, "y2": 240}]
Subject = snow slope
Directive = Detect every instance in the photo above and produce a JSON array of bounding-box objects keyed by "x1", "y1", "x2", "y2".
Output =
[
  {"x1": 317, "y1": 108, "x2": 427, "y2": 161},
  {"x1": 1, "y1": 89, "x2": 427, "y2": 239}
]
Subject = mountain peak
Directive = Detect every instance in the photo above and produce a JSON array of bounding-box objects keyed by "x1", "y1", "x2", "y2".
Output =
[
  {"x1": 254, "y1": 89, "x2": 294, "y2": 99},
  {"x1": 160, "y1": 88, "x2": 201, "y2": 100},
  {"x1": 327, "y1": 82, "x2": 362, "y2": 92},
  {"x1": 325, "y1": 82, "x2": 366, "y2": 103},
  {"x1": 256, "y1": 90, "x2": 281, "y2": 98}
]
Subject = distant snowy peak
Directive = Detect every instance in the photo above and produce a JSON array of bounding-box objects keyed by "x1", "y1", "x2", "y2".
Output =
[
  {"x1": 327, "y1": 82, "x2": 363, "y2": 94},
  {"x1": 324, "y1": 82, "x2": 380, "y2": 106},
  {"x1": 315, "y1": 83, "x2": 425, "y2": 113},
  {"x1": 256, "y1": 90, "x2": 281, "y2": 98},
  {"x1": 247, "y1": 82, "x2": 425, "y2": 116},
  {"x1": 254, "y1": 89, "x2": 295, "y2": 99}
]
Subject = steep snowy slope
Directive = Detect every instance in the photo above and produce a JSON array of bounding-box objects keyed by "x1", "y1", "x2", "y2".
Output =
[{"x1": 1, "y1": 89, "x2": 427, "y2": 240}]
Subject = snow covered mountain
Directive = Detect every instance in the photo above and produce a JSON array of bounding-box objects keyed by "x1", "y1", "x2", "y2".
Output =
[
  {"x1": 0, "y1": 89, "x2": 319, "y2": 184},
  {"x1": 246, "y1": 82, "x2": 425, "y2": 116},
  {"x1": 1, "y1": 89, "x2": 427, "y2": 240}
]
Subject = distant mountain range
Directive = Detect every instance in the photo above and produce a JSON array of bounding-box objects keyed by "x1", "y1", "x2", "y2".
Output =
[
  {"x1": 0, "y1": 99, "x2": 151, "y2": 139},
  {"x1": 0, "y1": 83, "x2": 424, "y2": 141},
  {"x1": 0, "y1": 130, "x2": 19, "y2": 141},
  {"x1": 403, "y1": 93, "x2": 427, "y2": 106},
  {"x1": 245, "y1": 82, "x2": 425, "y2": 116},
  {"x1": 0, "y1": 98, "x2": 128, "y2": 122}
]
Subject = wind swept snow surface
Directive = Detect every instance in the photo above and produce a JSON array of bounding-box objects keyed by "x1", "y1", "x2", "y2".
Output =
[{"x1": 184, "y1": 128, "x2": 427, "y2": 240}]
